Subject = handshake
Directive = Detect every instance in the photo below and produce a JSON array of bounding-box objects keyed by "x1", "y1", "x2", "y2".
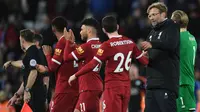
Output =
[
  {"x1": 138, "y1": 41, "x2": 153, "y2": 58},
  {"x1": 140, "y1": 41, "x2": 152, "y2": 51}
]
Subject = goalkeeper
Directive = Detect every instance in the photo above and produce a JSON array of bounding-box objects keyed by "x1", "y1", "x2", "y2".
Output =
[{"x1": 171, "y1": 10, "x2": 197, "y2": 112}]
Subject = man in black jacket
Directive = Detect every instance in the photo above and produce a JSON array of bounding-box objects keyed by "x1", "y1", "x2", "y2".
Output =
[{"x1": 141, "y1": 2, "x2": 180, "y2": 112}]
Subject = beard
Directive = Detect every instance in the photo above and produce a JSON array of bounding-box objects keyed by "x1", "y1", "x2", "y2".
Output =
[
  {"x1": 151, "y1": 21, "x2": 158, "y2": 27},
  {"x1": 81, "y1": 36, "x2": 87, "y2": 41}
]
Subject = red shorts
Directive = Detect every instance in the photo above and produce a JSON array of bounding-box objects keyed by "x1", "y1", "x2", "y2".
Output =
[
  {"x1": 50, "y1": 93, "x2": 78, "y2": 112},
  {"x1": 75, "y1": 90, "x2": 102, "y2": 112},
  {"x1": 100, "y1": 86, "x2": 130, "y2": 112}
]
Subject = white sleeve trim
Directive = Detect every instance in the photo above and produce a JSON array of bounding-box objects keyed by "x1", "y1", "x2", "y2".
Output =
[
  {"x1": 52, "y1": 58, "x2": 61, "y2": 65},
  {"x1": 94, "y1": 56, "x2": 102, "y2": 64},
  {"x1": 72, "y1": 52, "x2": 79, "y2": 61},
  {"x1": 136, "y1": 51, "x2": 145, "y2": 59}
]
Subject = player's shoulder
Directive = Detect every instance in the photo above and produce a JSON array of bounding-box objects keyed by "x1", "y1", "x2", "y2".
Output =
[
  {"x1": 26, "y1": 46, "x2": 40, "y2": 61},
  {"x1": 85, "y1": 39, "x2": 101, "y2": 46},
  {"x1": 107, "y1": 35, "x2": 136, "y2": 46},
  {"x1": 188, "y1": 32, "x2": 196, "y2": 39},
  {"x1": 27, "y1": 45, "x2": 39, "y2": 54},
  {"x1": 101, "y1": 40, "x2": 111, "y2": 48},
  {"x1": 56, "y1": 36, "x2": 66, "y2": 48},
  {"x1": 75, "y1": 43, "x2": 89, "y2": 54},
  {"x1": 57, "y1": 36, "x2": 66, "y2": 45},
  {"x1": 122, "y1": 35, "x2": 135, "y2": 42},
  {"x1": 79, "y1": 42, "x2": 90, "y2": 49},
  {"x1": 123, "y1": 36, "x2": 137, "y2": 46},
  {"x1": 89, "y1": 40, "x2": 101, "y2": 50}
]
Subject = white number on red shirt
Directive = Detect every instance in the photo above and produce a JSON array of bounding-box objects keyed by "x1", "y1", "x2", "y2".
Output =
[{"x1": 114, "y1": 51, "x2": 132, "y2": 73}]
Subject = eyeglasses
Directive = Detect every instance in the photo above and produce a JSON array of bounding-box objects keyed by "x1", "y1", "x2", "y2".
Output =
[{"x1": 148, "y1": 13, "x2": 160, "y2": 18}]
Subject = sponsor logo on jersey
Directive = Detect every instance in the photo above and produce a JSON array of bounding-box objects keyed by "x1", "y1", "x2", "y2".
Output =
[
  {"x1": 76, "y1": 47, "x2": 84, "y2": 54},
  {"x1": 149, "y1": 35, "x2": 152, "y2": 41},
  {"x1": 55, "y1": 49, "x2": 62, "y2": 56},
  {"x1": 91, "y1": 44, "x2": 101, "y2": 49},
  {"x1": 97, "y1": 49, "x2": 104, "y2": 56},
  {"x1": 157, "y1": 32, "x2": 162, "y2": 39}
]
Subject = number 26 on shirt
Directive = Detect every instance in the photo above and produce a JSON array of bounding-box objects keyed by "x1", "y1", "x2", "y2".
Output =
[{"x1": 114, "y1": 51, "x2": 132, "y2": 73}]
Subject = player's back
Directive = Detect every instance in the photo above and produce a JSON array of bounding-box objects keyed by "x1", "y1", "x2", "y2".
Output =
[
  {"x1": 180, "y1": 31, "x2": 197, "y2": 86},
  {"x1": 54, "y1": 37, "x2": 78, "y2": 93},
  {"x1": 77, "y1": 38, "x2": 103, "y2": 92},
  {"x1": 102, "y1": 36, "x2": 135, "y2": 88}
]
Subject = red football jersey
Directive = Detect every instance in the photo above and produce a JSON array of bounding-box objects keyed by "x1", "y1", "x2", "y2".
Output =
[
  {"x1": 64, "y1": 38, "x2": 103, "y2": 92},
  {"x1": 46, "y1": 37, "x2": 78, "y2": 93},
  {"x1": 94, "y1": 35, "x2": 147, "y2": 88}
]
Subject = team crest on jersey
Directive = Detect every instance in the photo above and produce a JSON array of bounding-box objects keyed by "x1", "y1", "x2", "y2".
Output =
[
  {"x1": 55, "y1": 49, "x2": 62, "y2": 56},
  {"x1": 149, "y1": 35, "x2": 152, "y2": 41},
  {"x1": 157, "y1": 32, "x2": 162, "y2": 39},
  {"x1": 76, "y1": 47, "x2": 84, "y2": 54},
  {"x1": 97, "y1": 49, "x2": 104, "y2": 56}
]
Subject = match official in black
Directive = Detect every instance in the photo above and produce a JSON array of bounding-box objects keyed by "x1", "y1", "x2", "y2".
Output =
[
  {"x1": 6, "y1": 29, "x2": 46, "y2": 112},
  {"x1": 140, "y1": 2, "x2": 180, "y2": 112}
]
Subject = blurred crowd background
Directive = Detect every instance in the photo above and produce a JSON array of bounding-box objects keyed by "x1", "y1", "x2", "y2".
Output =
[{"x1": 0, "y1": 0, "x2": 200, "y2": 112}]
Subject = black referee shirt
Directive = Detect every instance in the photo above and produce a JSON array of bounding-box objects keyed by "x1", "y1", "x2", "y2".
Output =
[{"x1": 22, "y1": 45, "x2": 45, "y2": 92}]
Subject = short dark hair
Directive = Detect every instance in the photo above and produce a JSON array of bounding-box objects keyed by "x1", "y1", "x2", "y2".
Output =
[
  {"x1": 20, "y1": 29, "x2": 34, "y2": 43},
  {"x1": 51, "y1": 16, "x2": 68, "y2": 33},
  {"x1": 33, "y1": 34, "x2": 43, "y2": 46},
  {"x1": 81, "y1": 18, "x2": 100, "y2": 30},
  {"x1": 102, "y1": 15, "x2": 117, "y2": 33}
]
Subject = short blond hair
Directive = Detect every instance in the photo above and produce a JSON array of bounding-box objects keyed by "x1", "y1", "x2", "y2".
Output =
[
  {"x1": 171, "y1": 10, "x2": 189, "y2": 28},
  {"x1": 147, "y1": 2, "x2": 168, "y2": 14}
]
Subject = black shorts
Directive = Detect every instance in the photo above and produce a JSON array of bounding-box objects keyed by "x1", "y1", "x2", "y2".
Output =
[
  {"x1": 28, "y1": 91, "x2": 46, "y2": 112},
  {"x1": 145, "y1": 89, "x2": 177, "y2": 112}
]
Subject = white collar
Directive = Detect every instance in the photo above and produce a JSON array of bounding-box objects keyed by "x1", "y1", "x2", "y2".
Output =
[
  {"x1": 110, "y1": 35, "x2": 122, "y2": 38},
  {"x1": 87, "y1": 38, "x2": 99, "y2": 42},
  {"x1": 59, "y1": 35, "x2": 64, "y2": 40},
  {"x1": 25, "y1": 44, "x2": 34, "y2": 51},
  {"x1": 163, "y1": 18, "x2": 168, "y2": 22}
]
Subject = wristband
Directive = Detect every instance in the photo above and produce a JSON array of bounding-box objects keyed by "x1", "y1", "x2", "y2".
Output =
[
  {"x1": 14, "y1": 93, "x2": 20, "y2": 98},
  {"x1": 9, "y1": 61, "x2": 13, "y2": 67},
  {"x1": 25, "y1": 87, "x2": 30, "y2": 92}
]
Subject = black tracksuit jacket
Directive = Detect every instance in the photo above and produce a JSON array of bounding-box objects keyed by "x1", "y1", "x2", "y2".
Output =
[{"x1": 146, "y1": 19, "x2": 180, "y2": 97}]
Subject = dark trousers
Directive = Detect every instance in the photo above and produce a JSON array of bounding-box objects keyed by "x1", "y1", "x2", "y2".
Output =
[
  {"x1": 28, "y1": 90, "x2": 46, "y2": 112},
  {"x1": 145, "y1": 89, "x2": 177, "y2": 112}
]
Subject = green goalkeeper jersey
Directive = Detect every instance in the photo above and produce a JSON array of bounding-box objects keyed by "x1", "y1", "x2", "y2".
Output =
[{"x1": 180, "y1": 31, "x2": 197, "y2": 86}]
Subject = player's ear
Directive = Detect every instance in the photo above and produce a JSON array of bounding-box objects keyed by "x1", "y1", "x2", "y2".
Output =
[
  {"x1": 161, "y1": 12, "x2": 166, "y2": 19},
  {"x1": 88, "y1": 27, "x2": 92, "y2": 33},
  {"x1": 35, "y1": 41, "x2": 39, "y2": 47},
  {"x1": 52, "y1": 26, "x2": 56, "y2": 33},
  {"x1": 22, "y1": 38, "x2": 25, "y2": 44},
  {"x1": 173, "y1": 20, "x2": 177, "y2": 23},
  {"x1": 102, "y1": 28, "x2": 106, "y2": 33},
  {"x1": 117, "y1": 24, "x2": 119, "y2": 30}
]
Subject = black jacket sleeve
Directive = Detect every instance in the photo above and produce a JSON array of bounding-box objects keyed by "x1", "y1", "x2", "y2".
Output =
[
  {"x1": 150, "y1": 24, "x2": 180, "y2": 51},
  {"x1": 39, "y1": 48, "x2": 49, "y2": 76},
  {"x1": 27, "y1": 49, "x2": 40, "y2": 70}
]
